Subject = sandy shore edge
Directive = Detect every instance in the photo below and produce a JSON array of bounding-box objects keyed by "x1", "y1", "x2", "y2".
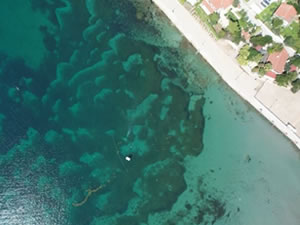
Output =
[{"x1": 152, "y1": 0, "x2": 300, "y2": 150}]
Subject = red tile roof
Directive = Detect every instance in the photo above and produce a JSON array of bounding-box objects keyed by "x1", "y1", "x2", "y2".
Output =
[
  {"x1": 242, "y1": 30, "x2": 250, "y2": 41},
  {"x1": 202, "y1": 0, "x2": 233, "y2": 12},
  {"x1": 275, "y1": 3, "x2": 297, "y2": 23},
  {"x1": 267, "y1": 48, "x2": 289, "y2": 74},
  {"x1": 289, "y1": 64, "x2": 297, "y2": 72},
  {"x1": 266, "y1": 71, "x2": 277, "y2": 78},
  {"x1": 210, "y1": 0, "x2": 233, "y2": 9},
  {"x1": 255, "y1": 45, "x2": 262, "y2": 51},
  {"x1": 202, "y1": 0, "x2": 215, "y2": 14}
]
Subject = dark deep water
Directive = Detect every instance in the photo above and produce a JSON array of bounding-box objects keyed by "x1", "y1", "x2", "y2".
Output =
[{"x1": 0, "y1": 0, "x2": 226, "y2": 224}]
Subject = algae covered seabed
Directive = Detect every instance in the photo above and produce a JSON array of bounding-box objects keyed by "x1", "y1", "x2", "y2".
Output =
[{"x1": 0, "y1": 0, "x2": 299, "y2": 225}]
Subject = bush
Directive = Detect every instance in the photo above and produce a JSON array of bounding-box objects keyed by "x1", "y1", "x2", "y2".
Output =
[
  {"x1": 237, "y1": 45, "x2": 250, "y2": 65},
  {"x1": 218, "y1": 29, "x2": 227, "y2": 39},
  {"x1": 209, "y1": 12, "x2": 220, "y2": 25},
  {"x1": 291, "y1": 79, "x2": 300, "y2": 93},
  {"x1": 252, "y1": 66, "x2": 259, "y2": 73}
]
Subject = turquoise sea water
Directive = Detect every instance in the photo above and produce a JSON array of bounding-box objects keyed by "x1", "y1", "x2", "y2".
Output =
[{"x1": 0, "y1": 1, "x2": 299, "y2": 225}]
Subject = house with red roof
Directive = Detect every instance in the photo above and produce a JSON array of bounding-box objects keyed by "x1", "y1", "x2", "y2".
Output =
[
  {"x1": 267, "y1": 48, "x2": 289, "y2": 74},
  {"x1": 241, "y1": 30, "x2": 251, "y2": 42},
  {"x1": 201, "y1": 0, "x2": 233, "y2": 15},
  {"x1": 274, "y1": 3, "x2": 298, "y2": 25},
  {"x1": 289, "y1": 64, "x2": 298, "y2": 72}
]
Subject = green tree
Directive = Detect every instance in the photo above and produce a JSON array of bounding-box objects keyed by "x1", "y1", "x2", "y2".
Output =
[
  {"x1": 276, "y1": 75, "x2": 289, "y2": 86},
  {"x1": 291, "y1": 79, "x2": 300, "y2": 93},
  {"x1": 227, "y1": 20, "x2": 241, "y2": 44},
  {"x1": 226, "y1": 11, "x2": 238, "y2": 21},
  {"x1": 247, "y1": 47, "x2": 263, "y2": 63},
  {"x1": 209, "y1": 12, "x2": 220, "y2": 25},
  {"x1": 239, "y1": 17, "x2": 249, "y2": 30},
  {"x1": 285, "y1": 36, "x2": 300, "y2": 52},
  {"x1": 289, "y1": 56, "x2": 300, "y2": 67},
  {"x1": 218, "y1": 29, "x2": 226, "y2": 39},
  {"x1": 237, "y1": 45, "x2": 250, "y2": 65},
  {"x1": 275, "y1": 71, "x2": 298, "y2": 86},
  {"x1": 250, "y1": 35, "x2": 273, "y2": 46},
  {"x1": 271, "y1": 18, "x2": 283, "y2": 34},
  {"x1": 265, "y1": 62, "x2": 272, "y2": 71},
  {"x1": 253, "y1": 62, "x2": 272, "y2": 76},
  {"x1": 267, "y1": 43, "x2": 283, "y2": 54},
  {"x1": 233, "y1": 0, "x2": 240, "y2": 7},
  {"x1": 272, "y1": 18, "x2": 283, "y2": 27},
  {"x1": 256, "y1": 2, "x2": 281, "y2": 22}
]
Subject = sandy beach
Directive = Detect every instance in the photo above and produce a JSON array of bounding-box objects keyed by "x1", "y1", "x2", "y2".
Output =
[{"x1": 152, "y1": 0, "x2": 300, "y2": 150}]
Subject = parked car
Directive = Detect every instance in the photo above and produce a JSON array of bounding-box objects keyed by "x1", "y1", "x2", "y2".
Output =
[{"x1": 261, "y1": 1, "x2": 267, "y2": 7}]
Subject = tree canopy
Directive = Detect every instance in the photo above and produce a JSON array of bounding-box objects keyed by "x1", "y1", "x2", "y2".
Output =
[
  {"x1": 285, "y1": 36, "x2": 300, "y2": 52},
  {"x1": 252, "y1": 62, "x2": 272, "y2": 76},
  {"x1": 291, "y1": 79, "x2": 300, "y2": 93},
  {"x1": 267, "y1": 43, "x2": 283, "y2": 54},
  {"x1": 247, "y1": 47, "x2": 263, "y2": 63},
  {"x1": 275, "y1": 71, "x2": 298, "y2": 87},
  {"x1": 226, "y1": 20, "x2": 242, "y2": 44},
  {"x1": 289, "y1": 56, "x2": 300, "y2": 67},
  {"x1": 233, "y1": 0, "x2": 240, "y2": 7},
  {"x1": 237, "y1": 45, "x2": 250, "y2": 65},
  {"x1": 209, "y1": 12, "x2": 220, "y2": 25},
  {"x1": 271, "y1": 18, "x2": 283, "y2": 34},
  {"x1": 250, "y1": 35, "x2": 272, "y2": 46}
]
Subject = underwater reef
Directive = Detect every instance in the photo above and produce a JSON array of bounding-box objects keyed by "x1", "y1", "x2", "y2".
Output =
[{"x1": 0, "y1": 0, "x2": 225, "y2": 224}]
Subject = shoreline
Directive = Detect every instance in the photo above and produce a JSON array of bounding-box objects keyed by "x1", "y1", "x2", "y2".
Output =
[{"x1": 152, "y1": 0, "x2": 300, "y2": 150}]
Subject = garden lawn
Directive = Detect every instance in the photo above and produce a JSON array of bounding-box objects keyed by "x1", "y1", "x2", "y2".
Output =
[{"x1": 256, "y1": 1, "x2": 281, "y2": 23}]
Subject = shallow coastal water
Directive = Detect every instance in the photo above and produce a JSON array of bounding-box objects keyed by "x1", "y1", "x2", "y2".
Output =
[{"x1": 0, "y1": 0, "x2": 299, "y2": 225}]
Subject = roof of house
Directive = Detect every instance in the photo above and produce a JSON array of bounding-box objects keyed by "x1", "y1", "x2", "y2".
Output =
[
  {"x1": 203, "y1": 0, "x2": 233, "y2": 12},
  {"x1": 266, "y1": 71, "x2": 277, "y2": 79},
  {"x1": 290, "y1": 64, "x2": 297, "y2": 72},
  {"x1": 267, "y1": 48, "x2": 289, "y2": 74},
  {"x1": 274, "y1": 3, "x2": 297, "y2": 23},
  {"x1": 255, "y1": 45, "x2": 262, "y2": 51},
  {"x1": 242, "y1": 30, "x2": 250, "y2": 41},
  {"x1": 202, "y1": 0, "x2": 215, "y2": 14},
  {"x1": 212, "y1": 0, "x2": 233, "y2": 9}
]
